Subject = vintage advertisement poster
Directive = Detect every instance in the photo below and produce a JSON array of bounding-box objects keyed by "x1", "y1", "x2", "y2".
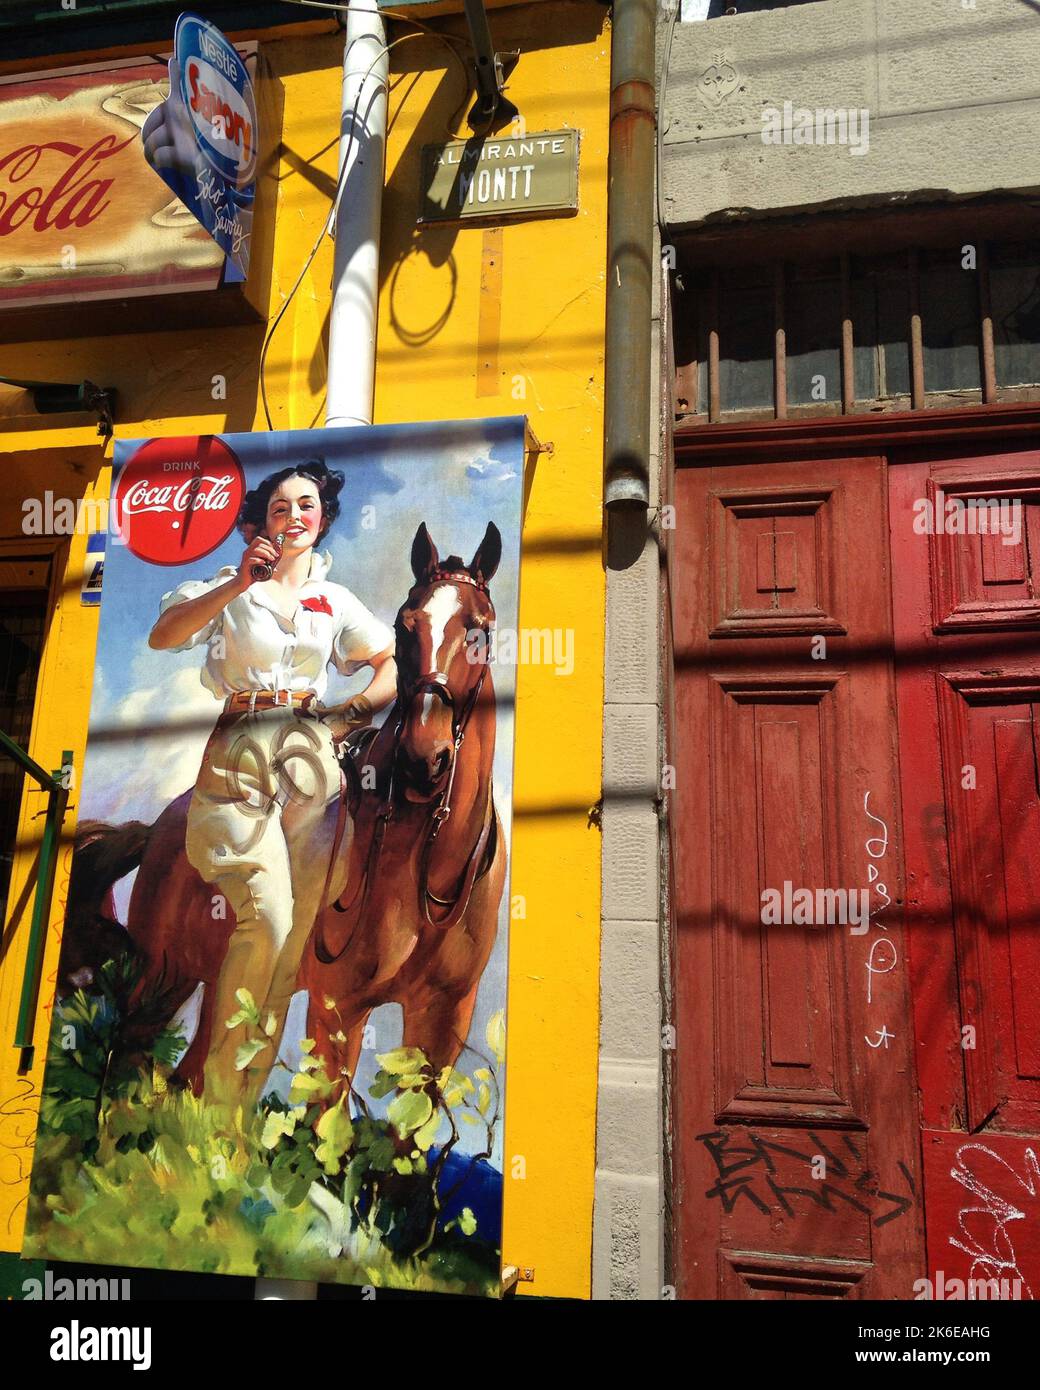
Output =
[{"x1": 24, "y1": 417, "x2": 524, "y2": 1297}]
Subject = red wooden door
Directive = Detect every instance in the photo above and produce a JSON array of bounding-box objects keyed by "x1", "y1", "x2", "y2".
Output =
[
  {"x1": 672, "y1": 452, "x2": 925, "y2": 1299},
  {"x1": 891, "y1": 448, "x2": 1040, "y2": 1301}
]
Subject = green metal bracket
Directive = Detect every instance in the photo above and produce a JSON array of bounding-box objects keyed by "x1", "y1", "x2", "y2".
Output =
[{"x1": 0, "y1": 732, "x2": 72, "y2": 1072}]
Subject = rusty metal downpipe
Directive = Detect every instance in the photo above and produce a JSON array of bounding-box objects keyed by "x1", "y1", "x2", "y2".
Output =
[{"x1": 604, "y1": 0, "x2": 656, "y2": 513}]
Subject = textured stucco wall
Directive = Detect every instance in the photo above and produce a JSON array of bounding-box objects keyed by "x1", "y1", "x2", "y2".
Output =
[{"x1": 661, "y1": 0, "x2": 1040, "y2": 229}]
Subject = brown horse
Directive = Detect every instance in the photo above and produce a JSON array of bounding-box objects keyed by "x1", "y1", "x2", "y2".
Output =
[
  {"x1": 69, "y1": 522, "x2": 505, "y2": 1096},
  {"x1": 300, "y1": 521, "x2": 506, "y2": 1083}
]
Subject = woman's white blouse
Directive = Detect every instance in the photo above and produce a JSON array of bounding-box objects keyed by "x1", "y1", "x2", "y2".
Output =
[{"x1": 159, "y1": 550, "x2": 393, "y2": 701}]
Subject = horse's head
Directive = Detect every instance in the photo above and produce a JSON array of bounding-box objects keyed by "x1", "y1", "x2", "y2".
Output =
[{"x1": 393, "y1": 521, "x2": 501, "y2": 798}]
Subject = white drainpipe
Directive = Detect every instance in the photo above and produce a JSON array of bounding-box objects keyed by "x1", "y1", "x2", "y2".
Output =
[
  {"x1": 326, "y1": 0, "x2": 389, "y2": 428},
  {"x1": 256, "y1": 0, "x2": 388, "y2": 1303}
]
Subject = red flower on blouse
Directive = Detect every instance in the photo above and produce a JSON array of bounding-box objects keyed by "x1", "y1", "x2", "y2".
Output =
[{"x1": 300, "y1": 594, "x2": 333, "y2": 617}]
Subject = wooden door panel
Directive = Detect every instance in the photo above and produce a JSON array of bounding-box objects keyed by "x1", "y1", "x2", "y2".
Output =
[
  {"x1": 926, "y1": 476, "x2": 1040, "y2": 631},
  {"x1": 891, "y1": 460, "x2": 966, "y2": 1135},
  {"x1": 711, "y1": 486, "x2": 847, "y2": 638},
  {"x1": 935, "y1": 674, "x2": 1040, "y2": 1133},
  {"x1": 697, "y1": 1123, "x2": 915, "y2": 1263},
  {"x1": 892, "y1": 445, "x2": 1040, "y2": 1297},
  {"x1": 720, "y1": 1250, "x2": 871, "y2": 1300},
  {"x1": 711, "y1": 675, "x2": 859, "y2": 1124},
  {"x1": 674, "y1": 454, "x2": 924, "y2": 1300}
]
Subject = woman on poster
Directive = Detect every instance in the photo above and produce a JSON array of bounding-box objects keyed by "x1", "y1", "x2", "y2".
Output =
[{"x1": 149, "y1": 458, "x2": 396, "y2": 1109}]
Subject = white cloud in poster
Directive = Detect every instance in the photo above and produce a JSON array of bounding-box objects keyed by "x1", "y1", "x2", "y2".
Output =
[
  {"x1": 87, "y1": 664, "x2": 215, "y2": 822},
  {"x1": 466, "y1": 454, "x2": 517, "y2": 482}
]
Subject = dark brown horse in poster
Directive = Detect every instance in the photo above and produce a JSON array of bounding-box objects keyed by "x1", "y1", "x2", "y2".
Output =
[
  {"x1": 301, "y1": 522, "x2": 506, "y2": 1082},
  {"x1": 72, "y1": 523, "x2": 506, "y2": 1096}
]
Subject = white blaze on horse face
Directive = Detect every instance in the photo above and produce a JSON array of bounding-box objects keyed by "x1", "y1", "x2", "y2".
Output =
[
  {"x1": 420, "y1": 692, "x2": 438, "y2": 723},
  {"x1": 419, "y1": 584, "x2": 463, "y2": 725}
]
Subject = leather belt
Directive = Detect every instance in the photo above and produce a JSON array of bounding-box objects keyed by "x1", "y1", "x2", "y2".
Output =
[{"x1": 222, "y1": 689, "x2": 317, "y2": 715}]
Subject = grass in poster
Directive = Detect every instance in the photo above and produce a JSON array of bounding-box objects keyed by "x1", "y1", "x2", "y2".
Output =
[{"x1": 25, "y1": 956, "x2": 504, "y2": 1295}]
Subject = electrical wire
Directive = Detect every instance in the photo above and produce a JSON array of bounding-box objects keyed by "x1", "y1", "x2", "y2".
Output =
[
  {"x1": 257, "y1": 28, "x2": 433, "y2": 429},
  {"x1": 279, "y1": 0, "x2": 474, "y2": 64},
  {"x1": 281, "y1": 0, "x2": 476, "y2": 132},
  {"x1": 256, "y1": 1, "x2": 478, "y2": 426}
]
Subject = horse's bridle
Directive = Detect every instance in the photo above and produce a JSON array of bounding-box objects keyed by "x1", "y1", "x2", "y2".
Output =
[{"x1": 313, "y1": 570, "x2": 497, "y2": 964}]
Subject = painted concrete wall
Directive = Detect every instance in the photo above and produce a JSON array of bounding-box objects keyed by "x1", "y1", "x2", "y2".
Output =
[
  {"x1": 0, "y1": 2, "x2": 610, "y2": 1299},
  {"x1": 661, "y1": 0, "x2": 1040, "y2": 229}
]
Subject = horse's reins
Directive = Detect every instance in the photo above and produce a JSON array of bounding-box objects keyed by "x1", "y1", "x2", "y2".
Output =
[
  {"x1": 313, "y1": 569, "x2": 497, "y2": 965},
  {"x1": 414, "y1": 663, "x2": 495, "y2": 930}
]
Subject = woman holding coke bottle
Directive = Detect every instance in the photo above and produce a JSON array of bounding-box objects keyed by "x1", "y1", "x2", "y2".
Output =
[{"x1": 149, "y1": 457, "x2": 396, "y2": 1109}]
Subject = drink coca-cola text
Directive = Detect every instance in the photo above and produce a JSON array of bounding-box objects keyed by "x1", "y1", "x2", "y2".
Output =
[{"x1": 121, "y1": 473, "x2": 236, "y2": 517}]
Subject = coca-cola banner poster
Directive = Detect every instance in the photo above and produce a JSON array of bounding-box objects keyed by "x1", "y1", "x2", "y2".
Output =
[{"x1": 24, "y1": 418, "x2": 525, "y2": 1298}]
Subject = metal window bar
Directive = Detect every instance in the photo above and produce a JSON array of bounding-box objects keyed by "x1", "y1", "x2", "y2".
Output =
[
  {"x1": 840, "y1": 252, "x2": 854, "y2": 415},
  {"x1": 707, "y1": 269, "x2": 721, "y2": 424},
  {"x1": 681, "y1": 240, "x2": 1017, "y2": 422},
  {"x1": 773, "y1": 263, "x2": 787, "y2": 420},
  {"x1": 978, "y1": 241, "x2": 998, "y2": 405},
  {"x1": 0, "y1": 730, "x2": 72, "y2": 1070}
]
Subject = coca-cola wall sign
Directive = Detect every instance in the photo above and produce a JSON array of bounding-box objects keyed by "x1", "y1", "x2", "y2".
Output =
[{"x1": 0, "y1": 46, "x2": 257, "y2": 312}]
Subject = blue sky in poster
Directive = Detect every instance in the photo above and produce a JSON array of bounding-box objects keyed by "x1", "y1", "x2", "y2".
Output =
[{"x1": 91, "y1": 416, "x2": 525, "y2": 1164}]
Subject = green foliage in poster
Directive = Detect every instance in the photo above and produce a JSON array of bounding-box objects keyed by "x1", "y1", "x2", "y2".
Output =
[{"x1": 26, "y1": 958, "x2": 504, "y2": 1295}]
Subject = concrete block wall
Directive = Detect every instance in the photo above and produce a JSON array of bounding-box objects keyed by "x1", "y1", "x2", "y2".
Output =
[
  {"x1": 592, "y1": 225, "x2": 666, "y2": 1300},
  {"x1": 661, "y1": 0, "x2": 1040, "y2": 229}
]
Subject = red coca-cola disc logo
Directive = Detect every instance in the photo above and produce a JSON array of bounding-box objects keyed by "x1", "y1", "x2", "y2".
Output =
[{"x1": 115, "y1": 437, "x2": 245, "y2": 566}]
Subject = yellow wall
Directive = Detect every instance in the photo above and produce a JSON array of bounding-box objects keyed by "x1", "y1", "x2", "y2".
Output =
[{"x1": 0, "y1": 2, "x2": 608, "y2": 1299}]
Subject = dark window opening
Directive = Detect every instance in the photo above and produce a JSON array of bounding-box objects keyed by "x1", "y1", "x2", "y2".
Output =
[
  {"x1": 786, "y1": 263, "x2": 841, "y2": 408},
  {"x1": 991, "y1": 242, "x2": 1040, "y2": 389},
  {"x1": 850, "y1": 255, "x2": 911, "y2": 402},
  {"x1": 0, "y1": 587, "x2": 48, "y2": 926},
  {"x1": 675, "y1": 238, "x2": 1040, "y2": 423},
  {"x1": 714, "y1": 270, "x2": 774, "y2": 413},
  {"x1": 920, "y1": 247, "x2": 981, "y2": 394}
]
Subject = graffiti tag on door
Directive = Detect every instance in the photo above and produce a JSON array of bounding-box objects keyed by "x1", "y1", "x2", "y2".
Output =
[
  {"x1": 698, "y1": 1127, "x2": 916, "y2": 1227},
  {"x1": 950, "y1": 1143, "x2": 1039, "y2": 1300}
]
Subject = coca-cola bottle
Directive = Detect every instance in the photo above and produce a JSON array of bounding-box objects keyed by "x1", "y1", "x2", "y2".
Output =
[{"x1": 250, "y1": 532, "x2": 285, "y2": 582}]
